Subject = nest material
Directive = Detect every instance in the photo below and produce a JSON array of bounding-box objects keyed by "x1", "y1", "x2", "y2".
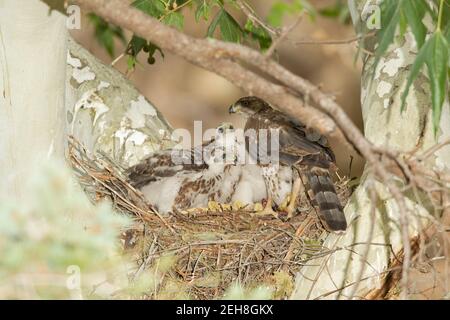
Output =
[{"x1": 68, "y1": 137, "x2": 351, "y2": 299}]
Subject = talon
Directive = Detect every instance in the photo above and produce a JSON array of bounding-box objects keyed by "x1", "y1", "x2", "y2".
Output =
[
  {"x1": 253, "y1": 202, "x2": 264, "y2": 211},
  {"x1": 278, "y1": 194, "x2": 291, "y2": 212},
  {"x1": 254, "y1": 207, "x2": 278, "y2": 218},
  {"x1": 286, "y1": 177, "x2": 303, "y2": 219},
  {"x1": 208, "y1": 201, "x2": 222, "y2": 212},
  {"x1": 253, "y1": 196, "x2": 278, "y2": 218},
  {"x1": 221, "y1": 203, "x2": 232, "y2": 211},
  {"x1": 232, "y1": 200, "x2": 246, "y2": 211}
]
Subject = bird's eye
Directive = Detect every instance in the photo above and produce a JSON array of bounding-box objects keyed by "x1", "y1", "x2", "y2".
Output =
[{"x1": 218, "y1": 127, "x2": 224, "y2": 133}]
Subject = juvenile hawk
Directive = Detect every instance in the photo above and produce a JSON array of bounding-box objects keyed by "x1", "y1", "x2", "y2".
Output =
[
  {"x1": 126, "y1": 123, "x2": 242, "y2": 213},
  {"x1": 229, "y1": 96, "x2": 347, "y2": 233}
]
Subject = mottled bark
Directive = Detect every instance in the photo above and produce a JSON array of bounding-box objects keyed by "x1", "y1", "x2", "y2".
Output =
[
  {"x1": 66, "y1": 38, "x2": 174, "y2": 168},
  {"x1": 291, "y1": 0, "x2": 450, "y2": 299}
]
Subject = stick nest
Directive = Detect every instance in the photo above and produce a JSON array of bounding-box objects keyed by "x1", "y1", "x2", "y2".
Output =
[{"x1": 68, "y1": 137, "x2": 352, "y2": 299}]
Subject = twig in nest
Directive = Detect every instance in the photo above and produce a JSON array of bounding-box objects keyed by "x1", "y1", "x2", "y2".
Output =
[{"x1": 68, "y1": 136, "x2": 176, "y2": 234}]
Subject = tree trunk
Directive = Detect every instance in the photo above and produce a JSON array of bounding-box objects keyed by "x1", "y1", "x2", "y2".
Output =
[
  {"x1": 0, "y1": 0, "x2": 175, "y2": 205},
  {"x1": 0, "y1": 0, "x2": 67, "y2": 201},
  {"x1": 291, "y1": 0, "x2": 450, "y2": 299},
  {"x1": 66, "y1": 38, "x2": 175, "y2": 168}
]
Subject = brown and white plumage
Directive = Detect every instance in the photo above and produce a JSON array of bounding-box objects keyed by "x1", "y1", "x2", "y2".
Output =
[
  {"x1": 126, "y1": 123, "x2": 241, "y2": 213},
  {"x1": 229, "y1": 96, "x2": 347, "y2": 233}
]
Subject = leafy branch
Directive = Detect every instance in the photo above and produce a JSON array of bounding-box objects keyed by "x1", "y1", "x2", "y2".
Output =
[
  {"x1": 370, "y1": 0, "x2": 449, "y2": 135},
  {"x1": 85, "y1": 0, "x2": 449, "y2": 135}
]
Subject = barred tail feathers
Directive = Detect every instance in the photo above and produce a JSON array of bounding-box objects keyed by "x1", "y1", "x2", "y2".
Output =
[{"x1": 301, "y1": 168, "x2": 347, "y2": 233}]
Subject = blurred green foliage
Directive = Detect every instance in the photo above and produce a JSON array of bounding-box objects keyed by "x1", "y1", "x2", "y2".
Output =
[
  {"x1": 87, "y1": 13, "x2": 126, "y2": 57},
  {"x1": 0, "y1": 162, "x2": 130, "y2": 299}
]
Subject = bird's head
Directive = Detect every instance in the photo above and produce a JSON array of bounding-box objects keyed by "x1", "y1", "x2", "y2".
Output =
[
  {"x1": 216, "y1": 122, "x2": 234, "y2": 135},
  {"x1": 214, "y1": 122, "x2": 236, "y2": 149},
  {"x1": 206, "y1": 122, "x2": 239, "y2": 165},
  {"x1": 228, "y1": 96, "x2": 269, "y2": 116}
]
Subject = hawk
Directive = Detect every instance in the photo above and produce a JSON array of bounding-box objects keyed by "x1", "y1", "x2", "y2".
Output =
[
  {"x1": 126, "y1": 123, "x2": 242, "y2": 214},
  {"x1": 229, "y1": 96, "x2": 347, "y2": 233}
]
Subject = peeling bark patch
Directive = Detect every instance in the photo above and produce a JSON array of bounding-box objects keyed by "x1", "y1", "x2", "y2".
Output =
[
  {"x1": 114, "y1": 127, "x2": 131, "y2": 147},
  {"x1": 126, "y1": 95, "x2": 157, "y2": 128},
  {"x1": 74, "y1": 90, "x2": 109, "y2": 125},
  {"x1": 129, "y1": 131, "x2": 147, "y2": 145},
  {"x1": 72, "y1": 66, "x2": 96, "y2": 84},
  {"x1": 376, "y1": 81, "x2": 393, "y2": 109},
  {"x1": 97, "y1": 81, "x2": 111, "y2": 90},
  {"x1": 114, "y1": 128, "x2": 152, "y2": 165},
  {"x1": 382, "y1": 48, "x2": 404, "y2": 77},
  {"x1": 115, "y1": 128, "x2": 147, "y2": 147},
  {"x1": 67, "y1": 52, "x2": 82, "y2": 68}
]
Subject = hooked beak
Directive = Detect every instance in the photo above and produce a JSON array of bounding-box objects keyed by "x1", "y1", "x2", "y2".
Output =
[{"x1": 228, "y1": 103, "x2": 241, "y2": 114}]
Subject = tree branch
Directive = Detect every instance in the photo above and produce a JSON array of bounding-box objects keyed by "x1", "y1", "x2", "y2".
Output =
[{"x1": 71, "y1": 0, "x2": 355, "y2": 152}]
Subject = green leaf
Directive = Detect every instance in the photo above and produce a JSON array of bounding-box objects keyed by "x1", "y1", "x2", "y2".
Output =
[
  {"x1": 87, "y1": 14, "x2": 126, "y2": 57},
  {"x1": 41, "y1": 0, "x2": 66, "y2": 14},
  {"x1": 319, "y1": 0, "x2": 351, "y2": 24},
  {"x1": 195, "y1": 0, "x2": 211, "y2": 21},
  {"x1": 127, "y1": 55, "x2": 138, "y2": 70},
  {"x1": 401, "y1": 0, "x2": 426, "y2": 48},
  {"x1": 434, "y1": 0, "x2": 450, "y2": 30},
  {"x1": 292, "y1": 0, "x2": 316, "y2": 20},
  {"x1": 126, "y1": 35, "x2": 164, "y2": 68},
  {"x1": 267, "y1": 0, "x2": 315, "y2": 27},
  {"x1": 426, "y1": 32, "x2": 449, "y2": 136},
  {"x1": 399, "y1": 10, "x2": 408, "y2": 38},
  {"x1": 207, "y1": 9, "x2": 223, "y2": 37},
  {"x1": 400, "y1": 35, "x2": 432, "y2": 112},
  {"x1": 219, "y1": 10, "x2": 243, "y2": 43},
  {"x1": 126, "y1": 0, "x2": 170, "y2": 66},
  {"x1": 207, "y1": 9, "x2": 243, "y2": 43},
  {"x1": 267, "y1": 2, "x2": 292, "y2": 27},
  {"x1": 127, "y1": 35, "x2": 147, "y2": 57},
  {"x1": 131, "y1": 0, "x2": 165, "y2": 18},
  {"x1": 163, "y1": 12, "x2": 184, "y2": 29},
  {"x1": 146, "y1": 42, "x2": 165, "y2": 64},
  {"x1": 445, "y1": 24, "x2": 450, "y2": 47},
  {"x1": 244, "y1": 19, "x2": 272, "y2": 51}
]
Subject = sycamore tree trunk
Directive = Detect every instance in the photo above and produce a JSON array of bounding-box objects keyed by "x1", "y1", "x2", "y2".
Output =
[
  {"x1": 66, "y1": 38, "x2": 174, "y2": 168},
  {"x1": 292, "y1": 0, "x2": 450, "y2": 299},
  {"x1": 0, "y1": 0, "x2": 174, "y2": 204},
  {"x1": 0, "y1": 0, "x2": 67, "y2": 201}
]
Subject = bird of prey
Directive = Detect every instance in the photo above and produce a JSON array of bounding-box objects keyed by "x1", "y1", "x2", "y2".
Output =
[
  {"x1": 126, "y1": 123, "x2": 242, "y2": 214},
  {"x1": 229, "y1": 96, "x2": 347, "y2": 233}
]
